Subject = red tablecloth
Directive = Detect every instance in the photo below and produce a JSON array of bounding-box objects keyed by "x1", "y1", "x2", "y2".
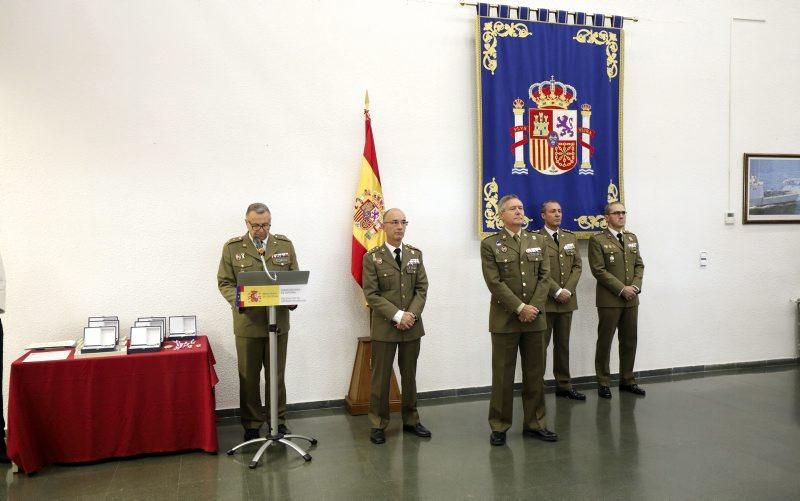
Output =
[{"x1": 7, "y1": 336, "x2": 219, "y2": 473}]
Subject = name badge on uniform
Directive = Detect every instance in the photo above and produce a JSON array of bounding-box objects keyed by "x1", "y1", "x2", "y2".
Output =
[
  {"x1": 525, "y1": 247, "x2": 542, "y2": 261},
  {"x1": 563, "y1": 242, "x2": 576, "y2": 256},
  {"x1": 271, "y1": 252, "x2": 290, "y2": 266},
  {"x1": 406, "y1": 258, "x2": 420, "y2": 274},
  {"x1": 627, "y1": 242, "x2": 638, "y2": 253}
]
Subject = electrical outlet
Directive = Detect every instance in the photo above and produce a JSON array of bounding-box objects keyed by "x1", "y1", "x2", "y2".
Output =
[{"x1": 724, "y1": 211, "x2": 735, "y2": 224}]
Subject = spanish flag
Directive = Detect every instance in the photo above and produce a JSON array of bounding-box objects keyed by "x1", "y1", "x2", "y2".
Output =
[{"x1": 351, "y1": 93, "x2": 386, "y2": 287}]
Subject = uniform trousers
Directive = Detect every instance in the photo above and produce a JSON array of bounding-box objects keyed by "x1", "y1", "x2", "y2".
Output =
[
  {"x1": 595, "y1": 306, "x2": 638, "y2": 387},
  {"x1": 544, "y1": 311, "x2": 574, "y2": 391},
  {"x1": 235, "y1": 334, "x2": 288, "y2": 430},
  {"x1": 489, "y1": 330, "x2": 546, "y2": 432},
  {"x1": 369, "y1": 338, "x2": 420, "y2": 429}
]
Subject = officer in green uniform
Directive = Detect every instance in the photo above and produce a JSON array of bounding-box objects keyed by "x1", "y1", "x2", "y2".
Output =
[
  {"x1": 362, "y1": 208, "x2": 430, "y2": 445},
  {"x1": 217, "y1": 203, "x2": 299, "y2": 441},
  {"x1": 538, "y1": 200, "x2": 585, "y2": 401},
  {"x1": 588, "y1": 202, "x2": 646, "y2": 399},
  {"x1": 481, "y1": 195, "x2": 557, "y2": 446}
]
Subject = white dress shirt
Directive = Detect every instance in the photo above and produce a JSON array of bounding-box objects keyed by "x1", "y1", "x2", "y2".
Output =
[
  {"x1": 383, "y1": 242, "x2": 406, "y2": 324},
  {"x1": 544, "y1": 227, "x2": 569, "y2": 300}
]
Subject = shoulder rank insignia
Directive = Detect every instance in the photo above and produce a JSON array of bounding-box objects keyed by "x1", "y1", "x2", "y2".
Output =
[{"x1": 227, "y1": 236, "x2": 243, "y2": 244}]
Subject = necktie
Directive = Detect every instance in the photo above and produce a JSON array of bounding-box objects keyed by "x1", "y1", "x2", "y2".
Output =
[
  {"x1": 553, "y1": 232, "x2": 559, "y2": 247},
  {"x1": 513, "y1": 234, "x2": 520, "y2": 243},
  {"x1": 394, "y1": 248, "x2": 402, "y2": 268},
  {"x1": 617, "y1": 233, "x2": 624, "y2": 246}
]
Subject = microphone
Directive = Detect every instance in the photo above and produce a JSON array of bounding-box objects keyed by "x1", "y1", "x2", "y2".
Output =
[{"x1": 252, "y1": 237, "x2": 276, "y2": 279}]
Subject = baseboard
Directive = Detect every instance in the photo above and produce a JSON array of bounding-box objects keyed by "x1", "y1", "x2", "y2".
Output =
[{"x1": 214, "y1": 356, "x2": 800, "y2": 419}]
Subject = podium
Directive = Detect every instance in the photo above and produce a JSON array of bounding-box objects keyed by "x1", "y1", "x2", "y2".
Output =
[
  {"x1": 226, "y1": 269, "x2": 317, "y2": 469},
  {"x1": 345, "y1": 336, "x2": 402, "y2": 415}
]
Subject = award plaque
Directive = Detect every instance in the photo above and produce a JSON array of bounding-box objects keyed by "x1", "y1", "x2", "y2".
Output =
[
  {"x1": 135, "y1": 318, "x2": 166, "y2": 343},
  {"x1": 168, "y1": 315, "x2": 197, "y2": 340},
  {"x1": 128, "y1": 326, "x2": 162, "y2": 353},
  {"x1": 81, "y1": 326, "x2": 117, "y2": 353}
]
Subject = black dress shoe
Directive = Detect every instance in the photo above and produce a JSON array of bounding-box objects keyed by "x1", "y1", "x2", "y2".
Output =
[
  {"x1": 243, "y1": 428, "x2": 260, "y2": 441},
  {"x1": 598, "y1": 386, "x2": 612, "y2": 399},
  {"x1": 523, "y1": 428, "x2": 558, "y2": 442},
  {"x1": 370, "y1": 428, "x2": 386, "y2": 444},
  {"x1": 555, "y1": 388, "x2": 587, "y2": 401},
  {"x1": 619, "y1": 384, "x2": 646, "y2": 396},
  {"x1": 403, "y1": 423, "x2": 432, "y2": 437},
  {"x1": 490, "y1": 431, "x2": 506, "y2": 446},
  {"x1": 278, "y1": 424, "x2": 291, "y2": 435}
]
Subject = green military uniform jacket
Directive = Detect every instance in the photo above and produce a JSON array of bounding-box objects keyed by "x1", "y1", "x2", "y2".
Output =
[
  {"x1": 538, "y1": 228, "x2": 581, "y2": 313},
  {"x1": 362, "y1": 244, "x2": 428, "y2": 343},
  {"x1": 481, "y1": 230, "x2": 550, "y2": 333},
  {"x1": 217, "y1": 232, "x2": 298, "y2": 337},
  {"x1": 588, "y1": 229, "x2": 644, "y2": 308}
]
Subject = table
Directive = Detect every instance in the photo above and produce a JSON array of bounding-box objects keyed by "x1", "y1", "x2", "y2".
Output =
[{"x1": 7, "y1": 336, "x2": 219, "y2": 473}]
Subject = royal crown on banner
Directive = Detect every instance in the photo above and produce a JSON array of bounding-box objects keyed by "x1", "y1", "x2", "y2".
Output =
[{"x1": 509, "y1": 76, "x2": 597, "y2": 176}]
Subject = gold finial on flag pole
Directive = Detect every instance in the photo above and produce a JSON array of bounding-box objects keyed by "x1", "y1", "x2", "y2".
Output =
[{"x1": 364, "y1": 90, "x2": 370, "y2": 111}]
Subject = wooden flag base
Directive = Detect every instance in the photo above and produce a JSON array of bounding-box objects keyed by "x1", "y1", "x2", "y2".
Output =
[{"x1": 345, "y1": 336, "x2": 401, "y2": 415}]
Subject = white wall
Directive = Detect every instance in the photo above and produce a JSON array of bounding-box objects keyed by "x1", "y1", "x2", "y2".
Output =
[{"x1": 1, "y1": 0, "x2": 798, "y2": 412}]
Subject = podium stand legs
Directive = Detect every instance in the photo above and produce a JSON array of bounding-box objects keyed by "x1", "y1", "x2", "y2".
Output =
[{"x1": 227, "y1": 306, "x2": 317, "y2": 469}]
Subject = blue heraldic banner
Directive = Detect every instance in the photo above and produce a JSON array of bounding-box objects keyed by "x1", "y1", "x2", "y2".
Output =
[{"x1": 475, "y1": 6, "x2": 624, "y2": 237}]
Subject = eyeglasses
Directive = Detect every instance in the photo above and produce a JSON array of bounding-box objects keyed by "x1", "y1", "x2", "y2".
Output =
[
  {"x1": 609, "y1": 211, "x2": 627, "y2": 216},
  {"x1": 248, "y1": 222, "x2": 271, "y2": 230},
  {"x1": 384, "y1": 220, "x2": 409, "y2": 226}
]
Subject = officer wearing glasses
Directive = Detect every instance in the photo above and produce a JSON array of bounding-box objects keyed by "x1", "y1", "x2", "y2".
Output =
[
  {"x1": 217, "y1": 203, "x2": 299, "y2": 442},
  {"x1": 362, "y1": 208, "x2": 430, "y2": 445},
  {"x1": 588, "y1": 202, "x2": 646, "y2": 399}
]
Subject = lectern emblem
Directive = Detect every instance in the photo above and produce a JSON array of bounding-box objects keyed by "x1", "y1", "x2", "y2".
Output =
[{"x1": 248, "y1": 290, "x2": 262, "y2": 303}]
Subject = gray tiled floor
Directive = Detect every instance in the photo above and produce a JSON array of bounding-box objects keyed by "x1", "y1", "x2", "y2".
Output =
[{"x1": 2, "y1": 366, "x2": 799, "y2": 500}]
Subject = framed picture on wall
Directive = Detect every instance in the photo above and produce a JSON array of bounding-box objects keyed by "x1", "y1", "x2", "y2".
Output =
[{"x1": 743, "y1": 153, "x2": 800, "y2": 224}]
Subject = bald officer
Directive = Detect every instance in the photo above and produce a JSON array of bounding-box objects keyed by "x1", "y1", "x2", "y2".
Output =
[
  {"x1": 588, "y1": 202, "x2": 646, "y2": 399},
  {"x1": 218, "y1": 203, "x2": 299, "y2": 441},
  {"x1": 362, "y1": 208, "x2": 430, "y2": 445},
  {"x1": 538, "y1": 200, "x2": 585, "y2": 401},
  {"x1": 481, "y1": 194, "x2": 557, "y2": 446}
]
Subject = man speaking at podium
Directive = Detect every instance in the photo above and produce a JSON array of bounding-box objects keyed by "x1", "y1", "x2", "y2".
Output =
[
  {"x1": 218, "y1": 203, "x2": 299, "y2": 442},
  {"x1": 362, "y1": 208, "x2": 431, "y2": 445}
]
